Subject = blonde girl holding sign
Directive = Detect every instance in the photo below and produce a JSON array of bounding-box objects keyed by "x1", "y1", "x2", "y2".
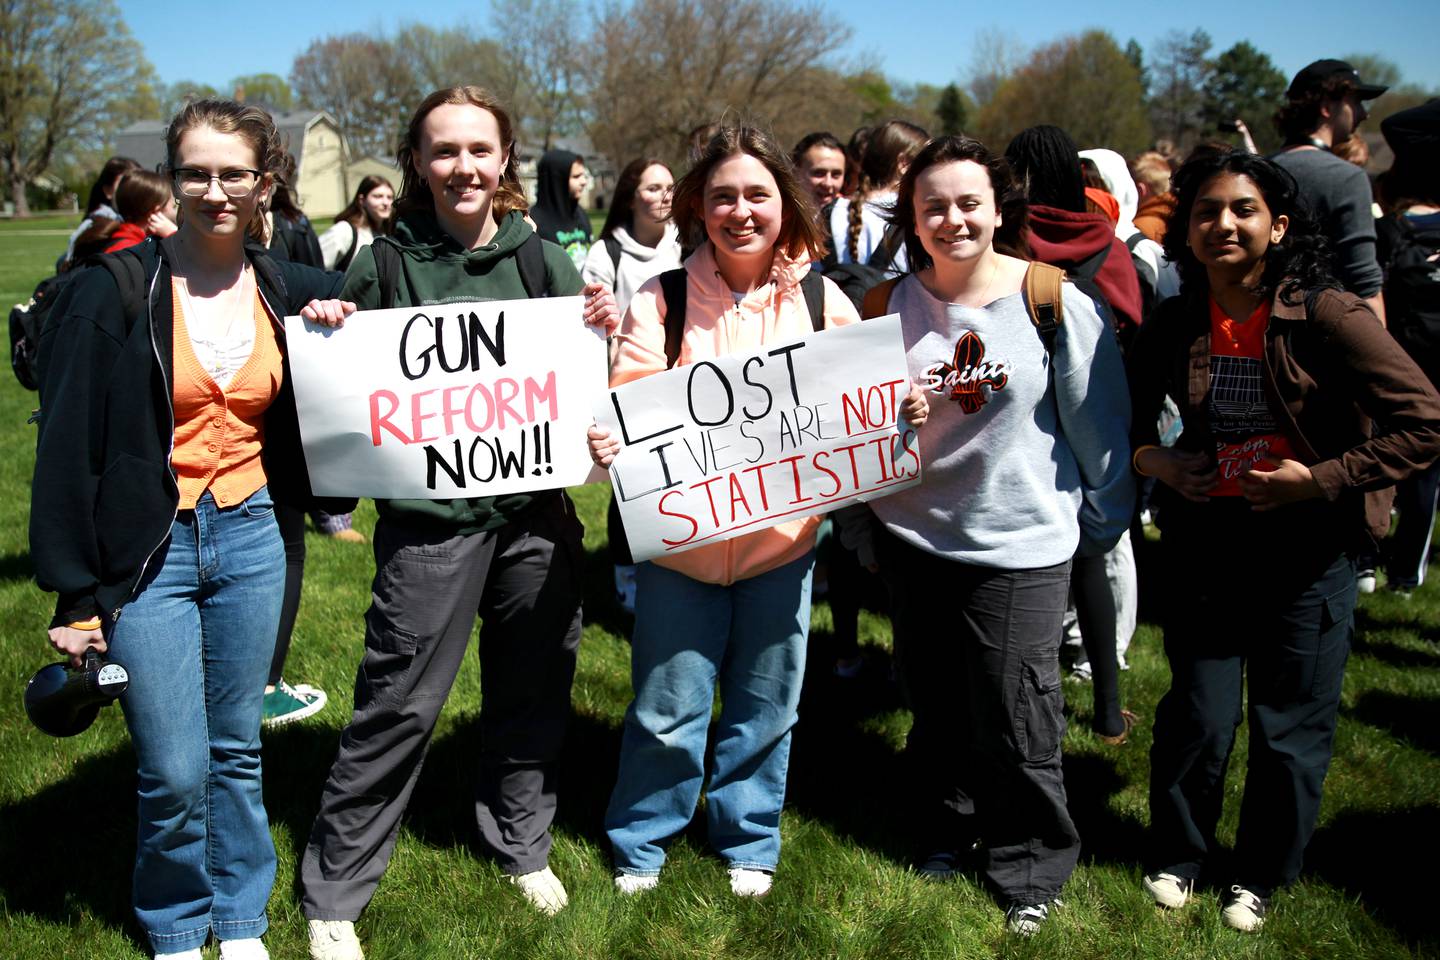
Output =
[{"x1": 588, "y1": 124, "x2": 926, "y2": 899}]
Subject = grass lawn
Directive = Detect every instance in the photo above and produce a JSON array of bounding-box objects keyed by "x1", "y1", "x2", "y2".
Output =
[{"x1": 2, "y1": 222, "x2": 1438, "y2": 959}]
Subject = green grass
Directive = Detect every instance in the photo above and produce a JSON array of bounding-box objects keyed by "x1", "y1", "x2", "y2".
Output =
[{"x1": 2, "y1": 221, "x2": 1439, "y2": 959}]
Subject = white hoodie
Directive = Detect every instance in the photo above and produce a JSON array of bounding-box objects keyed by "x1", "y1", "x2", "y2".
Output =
[
  {"x1": 1079, "y1": 148, "x2": 1181, "y2": 302},
  {"x1": 581, "y1": 222, "x2": 683, "y2": 315}
]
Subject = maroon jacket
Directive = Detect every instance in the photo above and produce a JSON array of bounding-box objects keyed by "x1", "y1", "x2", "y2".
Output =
[
  {"x1": 1129, "y1": 284, "x2": 1440, "y2": 545},
  {"x1": 1027, "y1": 204, "x2": 1144, "y2": 336}
]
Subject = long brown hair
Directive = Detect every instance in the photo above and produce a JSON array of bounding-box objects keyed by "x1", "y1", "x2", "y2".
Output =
[
  {"x1": 846, "y1": 119, "x2": 928, "y2": 261},
  {"x1": 892, "y1": 135, "x2": 1031, "y2": 272},
  {"x1": 112, "y1": 170, "x2": 172, "y2": 224},
  {"x1": 600, "y1": 158, "x2": 670, "y2": 240},
  {"x1": 671, "y1": 124, "x2": 827, "y2": 263},
  {"x1": 395, "y1": 86, "x2": 527, "y2": 223},
  {"x1": 335, "y1": 174, "x2": 396, "y2": 235},
  {"x1": 164, "y1": 99, "x2": 286, "y2": 242}
]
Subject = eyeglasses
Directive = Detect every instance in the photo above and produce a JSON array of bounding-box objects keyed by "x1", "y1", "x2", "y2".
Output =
[{"x1": 172, "y1": 168, "x2": 262, "y2": 199}]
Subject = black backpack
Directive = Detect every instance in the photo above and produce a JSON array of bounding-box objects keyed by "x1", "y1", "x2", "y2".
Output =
[
  {"x1": 1378, "y1": 214, "x2": 1440, "y2": 378},
  {"x1": 1125, "y1": 232, "x2": 1158, "y2": 323},
  {"x1": 818, "y1": 220, "x2": 905, "y2": 313},
  {"x1": 12, "y1": 252, "x2": 146, "y2": 391},
  {"x1": 370, "y1": 232, "x2": 552, "y2": 309}
]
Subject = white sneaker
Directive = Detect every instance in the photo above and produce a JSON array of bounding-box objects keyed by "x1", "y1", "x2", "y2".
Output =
[
  {"x1": 1357, "y1": 569, "x2": 1377, "y2": 594},
  {"x1": 728, "y1": 867, "x2": 773, "y2": 898},
  {"x1": 509, "y1": 865, "x2": 568, "y2": 915},
  {"x1": 219, "y1": 939, "x2": 270, "y2": 960},
  {"x1": 613, "y1": 872, "x2": 660, "y2": 895},
  {"x1": 154, "y1": 950, "x2": 203, "y2": 960},
  {"x1": 1143, "y1": 871, "x2": 1194, "y2": 908},
  {"x1": 1220, "y1": 885, "x2": 1267, "y2": 932},
  {"x1": 307, "y1": 919, "x2": 364, "y2": 960}
]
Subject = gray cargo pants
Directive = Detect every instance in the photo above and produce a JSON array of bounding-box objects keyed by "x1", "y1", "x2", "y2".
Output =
[{"x1": 301, "y1": 494, "x2": 583, "y2": 920}]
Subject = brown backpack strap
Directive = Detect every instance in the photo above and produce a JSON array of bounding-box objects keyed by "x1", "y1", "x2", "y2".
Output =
[
  {"x1": 862, "y1": 276, "x2": 901, "y2": 320},
  {"x1": 1023, "y1": 262, "x2": 1065, "y2": 355}
]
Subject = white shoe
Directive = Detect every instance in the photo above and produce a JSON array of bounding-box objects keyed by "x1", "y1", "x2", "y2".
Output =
[
  {"x1": 509, "y1": 865, "x2": 569, "y2": 915},
  {"x1": 1143, "y1": 871, "x2": 1194, "y2": 908},
  {"x1": 1220, "y1": 885, "x2": 1267, "y2": 932},
  {"x1": 154, "y1": 950, "x2": 203, "y2": 960},
  {"x1": 728, "y1": 867, "x2": 773, "y2": 898},
  {"x1": 307, "y1": 919, "x2": 364, "y2": 960},
  {"x1": 614, "y1": 872, "x2": 660, "y2": 895},
  {"x1": 219, "y1": 939, "x2": 270, "y2": 960},
  {"x1": 1357, "y1": 569, "x2": 1377, "y2": 593}
]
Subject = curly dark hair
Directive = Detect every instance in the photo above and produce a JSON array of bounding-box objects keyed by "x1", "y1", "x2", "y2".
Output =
[
  {"x1": 1164, "y1": 149, "x2": 1336, "y2": 304},
  {"x1": 890, "y1": 134, "x2": 1030, "y2": 272}
]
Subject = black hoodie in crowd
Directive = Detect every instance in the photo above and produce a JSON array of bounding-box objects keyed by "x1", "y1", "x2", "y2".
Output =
[{"x1": 529, "y1": 148, "x2": 591, "y2": 269}]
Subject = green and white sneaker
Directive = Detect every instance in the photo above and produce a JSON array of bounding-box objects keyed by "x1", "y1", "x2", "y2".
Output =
[{"x1": 262, "y1": 679, "x2": 328, "y2": 727}]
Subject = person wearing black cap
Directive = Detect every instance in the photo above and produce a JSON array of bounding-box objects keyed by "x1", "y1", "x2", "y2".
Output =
[{"x1": 1272, "y1": 59, "x2": 1389, "y2": 327}]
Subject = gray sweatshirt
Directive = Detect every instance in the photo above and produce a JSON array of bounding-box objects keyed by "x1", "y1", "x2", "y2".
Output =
[
  {"x1": 869, "y1": 274, "x2": 1134, "y2": 568},
  {"x1": 1271, "y1": 147, "x2": 1383, "y2": 298}
]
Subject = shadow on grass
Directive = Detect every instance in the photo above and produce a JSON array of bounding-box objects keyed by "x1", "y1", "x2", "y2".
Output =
[
  {"x1": 1352, "y1": 608, "x2": 1440, "y2": 668},
  {"x1": 1307, "y1": 804, "x2": 1440, "y2": 945},
  {"x1": 0, "y1": 744, "x2": 144, "y2": 942},
  {"x1": 0, "y1": 549, "x2": 34, "y2": 583},
  {"x1": 1347, "y1": 688, "x2": 1440, "y2": 756}
]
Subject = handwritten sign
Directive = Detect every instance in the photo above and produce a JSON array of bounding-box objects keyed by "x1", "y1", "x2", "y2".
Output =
[
  {"x1": 596, "y1": 315, "x2": 920, "y2": 562},
  {"x1": 287, "y1": 297, "x2": 607, "y2": 498}
]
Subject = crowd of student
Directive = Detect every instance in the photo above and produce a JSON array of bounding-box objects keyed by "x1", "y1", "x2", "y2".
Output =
[{"x1": 27, "y1": 55, "x2": 1440, "y2": 959}]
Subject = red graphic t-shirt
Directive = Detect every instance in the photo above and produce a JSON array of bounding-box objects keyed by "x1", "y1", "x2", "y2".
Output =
[{"x1": 1207, "y1": 297, "x2": 1294, "y2": 496}]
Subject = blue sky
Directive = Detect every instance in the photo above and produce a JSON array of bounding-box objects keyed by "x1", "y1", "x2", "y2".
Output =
[{"x1": 117, "y1": 0, "x2": 1440, "y2": 95}]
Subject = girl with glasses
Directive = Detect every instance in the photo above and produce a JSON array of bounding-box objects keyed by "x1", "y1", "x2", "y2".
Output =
[{"x1": 31, "y1": 99, "x2": 355, "y2": 960}]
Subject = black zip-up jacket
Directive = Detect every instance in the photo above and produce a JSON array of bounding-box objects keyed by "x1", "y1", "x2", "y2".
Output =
[{"x1": 30, "y1": 236, "x2": 350, "y2": 627}]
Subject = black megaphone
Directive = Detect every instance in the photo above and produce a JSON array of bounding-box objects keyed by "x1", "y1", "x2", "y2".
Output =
[{"x1": 24, "y1": 648, "x2": 129, "y2": 737}]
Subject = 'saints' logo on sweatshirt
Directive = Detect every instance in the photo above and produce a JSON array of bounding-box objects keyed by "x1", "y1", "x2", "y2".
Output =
[{"x1": 922, "y1": 332, "x2": 1009, "y2": 414}]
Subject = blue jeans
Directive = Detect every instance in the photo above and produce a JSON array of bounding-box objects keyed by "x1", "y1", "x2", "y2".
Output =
[
  {"x1": 107, "y1": 488, "x2": 284, "y2": 953},
  {"x1": 605, "y1": 551, "x2": 814, "y2": 876}
]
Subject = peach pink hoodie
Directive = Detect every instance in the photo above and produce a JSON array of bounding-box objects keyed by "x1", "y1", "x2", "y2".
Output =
[{"x1": 610, "y1": 243, "x2": 859, "y2": 585}]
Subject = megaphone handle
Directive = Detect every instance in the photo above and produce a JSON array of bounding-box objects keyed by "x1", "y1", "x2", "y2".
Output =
[{"x1": 83, "y1": 648, "x2": 102, "y2": 672}]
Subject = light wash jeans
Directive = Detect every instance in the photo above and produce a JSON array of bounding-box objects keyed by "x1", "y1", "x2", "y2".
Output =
[
  {"x1": 107, "y1": 488, "x2": 284, "y2": 953},
  {"x1": 605, "y1": 551, "x2": 814, "y2": 876}
]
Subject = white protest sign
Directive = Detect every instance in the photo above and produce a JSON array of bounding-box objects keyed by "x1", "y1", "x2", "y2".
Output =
[
  {"x1": 287, "y1": 297, "x2": 607, "y2": 498},
  {"x1": 595, "y1": 315, "x2": 921, "y2": 562}
]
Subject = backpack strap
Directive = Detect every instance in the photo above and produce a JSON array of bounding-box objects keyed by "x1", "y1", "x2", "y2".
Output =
[
  {"x1": 799, "y1": 270, "x2": 825, "y2": 333},
  {"x1": 337, "y1": 221, "x2": 360, "y2": 273},
  {"x1": 604, "y1": 235, "x2": 623, "y2": 280},
  {"x1": 372, "y1": 239, "x2": 402, "y2": 310},
  {"x1": 1022, "y1": 262, "x2": 1066, "y2": 356},
  {"x1": 659, "y1": 268, "x2": 689, "y2": 369},
  {"x1": 862, "y1": 276, "x2": 901, "y2": 320},
  {"x1": 1124, "y1": 232, "x2": 1146, "y2": 253},
  {"x1": 96, "y1": 247, "x2": 148, "y2": 333},
  {"x1": 866, "y1": 220, "x2": 905, "y2": 271},
  {"x1": 1069, "y1": 243, "x2": 1111, "y2": 281},
  {"x1": 516, "y1": 232, "x2": 549, "y2": 298}
]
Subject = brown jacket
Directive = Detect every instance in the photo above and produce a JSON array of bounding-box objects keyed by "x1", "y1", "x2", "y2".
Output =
[
  {"x1": 1133, "y1": 192, "x2": 1176, "y2": 245},
  {"x1": 1129, "y1": 284, "x2": 1440, "y2": 543}
]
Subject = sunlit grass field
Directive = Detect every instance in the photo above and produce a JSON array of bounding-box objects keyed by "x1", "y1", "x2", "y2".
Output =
[{"x1": 2, "y1": 217, "x2": 1437, "y2": 959}]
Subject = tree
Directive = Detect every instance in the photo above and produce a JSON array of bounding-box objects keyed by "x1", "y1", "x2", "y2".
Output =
[
  {"x1": 232, "y1": 73, "x2": 293, "y2": 112},
  {"x1": 1148, "y1": 28, "x2": 1212, "y2": 149},
  {"x1": 162, "y1": 80, "x2": 221, "y2": 119},
  {"x1": 0, "y1": 0, "x2": 159, "y2": 216},
  {"x1": 1202, "y1": 41, "x2": 1287, "y2": 152},
  {"x1": 935, "y1": 83, "x2": 968, "y2": 135},
  {"x1": 583, "y1": 0, "x2": 853, "y2": 172},
  {"x1": 973, "y1": 30, "x2": 1151, "y2": 157},
  {"x1": 291, "y1": 34, "x2": 414, "y2": 161},
  {"x1": 966, "y1": 28, "x2": 1024, "y2": 108},
  {"x1": 1124, "y1": 38, "x2": 1149, "y2": 96},
  {"x1": 493, "y1": 0, "x2": 587, "y2": 150}
]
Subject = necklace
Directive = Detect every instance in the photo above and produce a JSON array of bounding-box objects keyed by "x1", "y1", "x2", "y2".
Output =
[{"x1": 954, "y1": 256, "x2": 999, "y2": 308}]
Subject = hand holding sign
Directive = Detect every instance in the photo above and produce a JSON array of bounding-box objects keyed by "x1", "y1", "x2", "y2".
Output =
[{"x1": 594, "y1": 315, "x2": 922, "y2": 562}]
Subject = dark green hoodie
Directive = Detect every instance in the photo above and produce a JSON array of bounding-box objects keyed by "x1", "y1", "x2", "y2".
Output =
[{"x1": 341, "y1": 208, "x2": 585, "y2": 531}]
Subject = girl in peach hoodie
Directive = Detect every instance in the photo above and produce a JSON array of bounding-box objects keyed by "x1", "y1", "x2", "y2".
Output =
[{"x1": 589, "y1": 125, "x2": 926, "y2": 898}]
